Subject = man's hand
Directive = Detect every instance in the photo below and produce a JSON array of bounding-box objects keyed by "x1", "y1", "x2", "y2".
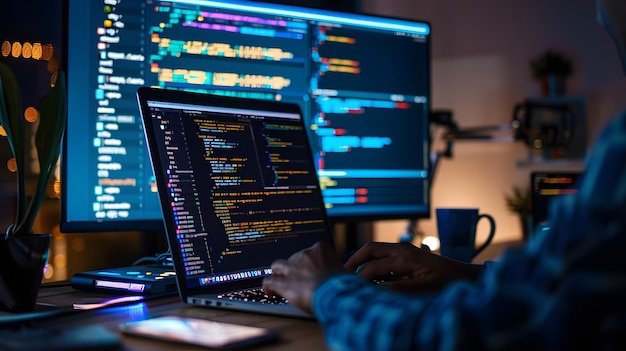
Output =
[
  {"x1": 263, "y1": 242, "x2": 348, "y2": 314},
  {"x1": 345, "y1": 242, "x2": 484, "y2": 294}
]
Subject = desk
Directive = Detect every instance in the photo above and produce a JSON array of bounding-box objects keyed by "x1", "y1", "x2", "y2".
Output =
[{"x1": 4, "y1": 283, "x2": 327, "y2": 350}]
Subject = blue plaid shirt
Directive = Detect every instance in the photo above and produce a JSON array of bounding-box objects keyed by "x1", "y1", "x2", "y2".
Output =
[{"x1": 313, "y1": 112, "x2": 626, "y2": 350}]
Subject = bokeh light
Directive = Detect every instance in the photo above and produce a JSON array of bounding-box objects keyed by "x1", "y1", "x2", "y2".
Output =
[
  {"x1": 48, "y1": 56, "x2": 59, "y2": 73},
  {"x1": 43, "y1": 264, "x2": 54, "y2": 280},
  {"x1": 22, "y1": 42, "x2": 33, "y2": 59},
  {"x1": 1, "y1": 41, "x2": 10, "y2": 57},
  {"x1": 421, "y1": 236, "x2": 441, "y2": 252},
  {"x1": 24, "y1": 106, "x2": 39, "y2": 123},
  {"x1": 53, "y1": 179, "x2": 61, "y2": 198},
  {"x1": 0, "y1": 41, "x2": 55, "y2": 61},
  {"x1": 42, "y1": 44, "x2": 54, "y2": 61},
  {"x1": 32, "y1": 42, "x2": 42, "y2": 60},
  {"x1": 11, "y1": 41, "x2": 21, "y2": 58},
  {"x1": 7, "y1": 158, "x2": 17, "y2": 173}
]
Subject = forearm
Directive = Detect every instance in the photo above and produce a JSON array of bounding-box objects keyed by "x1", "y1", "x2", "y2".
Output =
[
  {"x1": 313, "y1": 274, "x2": 435, "y2": 351},
  {"x1": 312, "y1": 270, "x2": 495, "y2": 351}
]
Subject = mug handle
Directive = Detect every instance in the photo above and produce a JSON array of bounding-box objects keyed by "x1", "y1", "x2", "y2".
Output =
[{"x1": 473, "y1": 214, "x2": 496, "y2": 258}]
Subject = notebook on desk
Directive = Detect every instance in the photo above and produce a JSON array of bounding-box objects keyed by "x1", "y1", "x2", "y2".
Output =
[{"x1": 136, "y1": 87, "x2": 335, "y2": 318}]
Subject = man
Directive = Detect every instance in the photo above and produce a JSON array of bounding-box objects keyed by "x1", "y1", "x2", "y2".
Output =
[{"x1": 263, "y1": 0, "x2": 626, "y2": 349}]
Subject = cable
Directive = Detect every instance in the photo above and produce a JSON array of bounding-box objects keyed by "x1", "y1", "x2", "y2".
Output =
[{"x1": 131, "y1": 249, "x2": 173, "y2": 267}]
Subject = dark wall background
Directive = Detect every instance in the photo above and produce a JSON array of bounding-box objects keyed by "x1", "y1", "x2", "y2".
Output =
[{"x1": 0, "y1": 0, "x2": 64, "y2": 104}]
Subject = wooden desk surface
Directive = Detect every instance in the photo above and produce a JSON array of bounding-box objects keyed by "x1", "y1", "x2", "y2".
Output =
[{"x1": 4, "y1": 283, "x2": 327, "y2": 350}]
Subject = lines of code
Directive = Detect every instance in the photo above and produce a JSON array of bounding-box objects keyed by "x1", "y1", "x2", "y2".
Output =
[
  {"x1": 195, "y1": 116, "x2": 323, "y2": 245},
  {"x1": 69, "y1": 0, "x2": 431, "y2": 227},
  {"x1": 148, "y1": 102, "x2": 327, "y2": 278},
  {"x1": 309, "y1": 25, "x2": 429, "y2": 212},
  {"x1": 87, "y1": 0, "x2": 157, "y2": 222},
  {"x1": 148, "y1": 4, "x2": 303, "y2": 95}
]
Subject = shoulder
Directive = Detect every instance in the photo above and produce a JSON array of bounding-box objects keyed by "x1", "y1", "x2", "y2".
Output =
[{"x1": 577, "y1": 111, "x2": 626, "y2": 216}]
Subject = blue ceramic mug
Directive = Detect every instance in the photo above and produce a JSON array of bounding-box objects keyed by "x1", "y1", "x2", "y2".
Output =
[{"x1": 436, "y1": 208, "x2": 496, "y2": 262}]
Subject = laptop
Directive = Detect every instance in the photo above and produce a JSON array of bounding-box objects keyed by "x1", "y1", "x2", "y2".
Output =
[
  {"x1": 136, "y1": 87, "x2": 335, "y2": 318},
  {"x1": 530, "y1": 171, "x2": 582, "y2": 235}
]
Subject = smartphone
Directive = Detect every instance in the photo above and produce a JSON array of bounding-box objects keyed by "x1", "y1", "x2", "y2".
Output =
[{"x1": 119, "y1": 315, "x2": 279, "y2": 349}]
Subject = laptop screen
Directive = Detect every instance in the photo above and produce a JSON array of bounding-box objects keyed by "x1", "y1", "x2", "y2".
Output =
[
  {"x1": 531, "y1": 171, "x2": 582, "y2": 234},
  {"x1": 139, "y1": 88, "x2": 333, "y2": 290}
]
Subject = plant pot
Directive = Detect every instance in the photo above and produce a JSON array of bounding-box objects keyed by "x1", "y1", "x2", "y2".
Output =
[{"x1": 0, "y1": 233, "x2": 51, "y2": 312}]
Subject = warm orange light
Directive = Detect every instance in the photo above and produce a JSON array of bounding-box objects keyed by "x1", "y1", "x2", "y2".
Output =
[
  {"x1": 48, "y1": 56, "x2": 59, "y2": 74},
  {"x1": 42, "y1": 44, "x2": 54, "y2": 61},
  {"x1": 53, "y1": 253, "x2": 67, "y2": 269},
  {"x1": 1, "y1": 41, "x2": 10, "y2": 57},
  {"x1": 22, "y1": 42, "x2": 32, "y2": 59},
  {"x1": 43, "y1": 264, "x2": 55, "y2": 280},
  {"x1": 49, "y1": 70, "x2": 58, "y2": 87},
  {"x1": 11, "y1": 42, "x2": 21, "y2": 58},
  {"x1": 32, "y1": 42, "x2": 42, "y2": 60},
  {"x1": 1, "y1": 41, "x2": 54, "y2": 60},
  {"x1": 24, "y1": 106, "x2": 39, "y2": 123},
  {"x1": 53, "y1": 179, "x2": 61, "y2": 198},
  {"x1": 0, "y1": 125, "x2": 6, "y2": 137},
  {"x1": 7, "y1": 158, "x2": 17, "y2": 173}
]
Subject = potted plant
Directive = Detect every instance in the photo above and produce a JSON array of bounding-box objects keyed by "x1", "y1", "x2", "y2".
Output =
[
  {"x1": 504, "y1": 186, "x2": 532, "y2": 241},
  {"x1": 529, "y1": 50, "x2": 573, "y2": 97},
  {"x1": 0, "y1": 60, "x2": 66, "y2": 312}
]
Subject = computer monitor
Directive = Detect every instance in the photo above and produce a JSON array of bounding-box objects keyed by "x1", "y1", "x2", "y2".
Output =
[
  {"x1": 61, "y1": 0, "x2": 431, "y2": 233},
  {"x1": 531, "y1": 171, "x2": 582, "y2": 235}
]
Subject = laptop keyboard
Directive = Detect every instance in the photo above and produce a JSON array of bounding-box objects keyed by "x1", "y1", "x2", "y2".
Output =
[{"x1": 217, "y1": 288, "x2": 288, "y2": 305}]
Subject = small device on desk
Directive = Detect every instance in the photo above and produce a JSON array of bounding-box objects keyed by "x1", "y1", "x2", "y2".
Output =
[
  {"x1": 71, "y1": 264, "x2": 177, "y2": 296},
  {"x1": 120, "y1": 316, "x2": 279, "y2": 349}
]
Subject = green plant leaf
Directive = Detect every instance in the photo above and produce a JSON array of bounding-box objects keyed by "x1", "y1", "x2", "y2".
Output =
[
  {"x1": 529, "y1": 50, "x2": 573, "y2": 80},
  {"x1": 36, "y1": 71, "x2": 66, "y2": 177},
  {"x1": 0, "y1": 61, "x2": 26, "y2": 235},
  {"x1": 0, "y1": 62, "x2": 24, "y2": 157},
  {"x1": 504, "y1": 186, "x2": 532, "y2": 215},
  {"x1": 15, "y1": 72, "x2": 67, "y2": 237}
]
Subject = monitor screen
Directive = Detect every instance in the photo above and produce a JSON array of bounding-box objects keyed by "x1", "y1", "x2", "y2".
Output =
[
  {"x1": 62, "y1": 0, "x2": 431, "y2": 232},
  {"x1": 531, "y1": 171, "x2": 581, "y2": 234}
]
